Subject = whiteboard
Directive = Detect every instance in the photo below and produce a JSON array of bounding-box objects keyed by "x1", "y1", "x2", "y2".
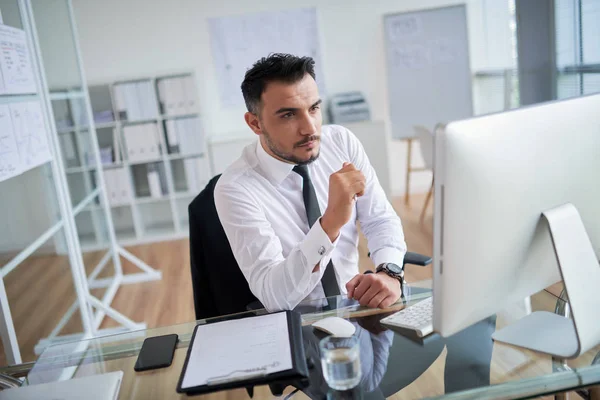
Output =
[
  {"x1": 384, "y1": 5, "x2": 473, "y2": 139},
  {"x1": 209, "y1": 7, "x2": 325, "y2": 108}
]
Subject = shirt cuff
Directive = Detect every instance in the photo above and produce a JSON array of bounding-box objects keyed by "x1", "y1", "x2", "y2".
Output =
[
  {"x1": 299, "y1": 218, "x2": 338, "y2": 267},
  {"x1": 370, "y1": 248, "x2": 406, "y2": 268}
]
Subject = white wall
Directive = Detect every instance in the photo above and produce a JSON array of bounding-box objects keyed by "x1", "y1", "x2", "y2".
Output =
[{"x1": 71, "y1": 0, "x2": 496, "y2": 196}]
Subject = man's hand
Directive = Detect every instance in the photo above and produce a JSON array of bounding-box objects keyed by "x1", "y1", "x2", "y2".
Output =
[
  {"x1": 320, "y1": 162, "x2": 365, "y2": 242},
  {"x1": 346, "y1": 273, "x2": 401, "y2": 308}
]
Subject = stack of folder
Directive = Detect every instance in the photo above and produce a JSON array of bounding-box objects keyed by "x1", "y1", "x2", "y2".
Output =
[
  {"x1": 101, "y1": 167, "x2": 132, "y2": 206},
  {"x1": 123, "y1": 123, "x2": 161, "y2": 163},
  {"x1": 157, "y1": 76, "x2": 198, "y2": 116},
  {"x1": 164, "y1": 117, "x2": 204, "y2": 155},
  {"x1": 113, "y1": 81, "x2": 158, "y2": 121}
]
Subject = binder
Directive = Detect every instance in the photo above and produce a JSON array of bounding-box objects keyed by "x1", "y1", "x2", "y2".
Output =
[
  {"x1": 162, "y1": 78, "x2": 177, "y2": 116},
  {"x1": 112, "y1": 128, "x2": 121, "y2": 163},
  {"x1": 157, "y1": 78, "x2": 167, "y2": 114},
  {"x1": 125, "y1": 83, "x2": 141, "y2": 121},
  {"x1": 177, "y1": 311, "x2": 308, "y2": 396},
  {"x1": 164, "y1": 120, "x2": 179, "y2": 153},
  {"x1": 116, "y1": 168, "x2": 132, "y2": 205},
  {"x1": 183, "y1": 75, "x2": 197, "y2": 114},
  {"x1": 122, "y1": 125, "x2": 138, "y2": 161},
  {"x1": 103, "y1": 169, "x2": 120, "y2": 206},
  {"x1": 113, "y1": 84, "x2": 127, "y2": 120},
  {"x1": 147, "y1": 165, "x2": 162, "y2": 198}
]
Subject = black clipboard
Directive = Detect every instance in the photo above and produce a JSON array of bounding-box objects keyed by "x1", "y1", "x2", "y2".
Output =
[{"x1": 176, "y1": 310, "x2": 308, "y2": 396}]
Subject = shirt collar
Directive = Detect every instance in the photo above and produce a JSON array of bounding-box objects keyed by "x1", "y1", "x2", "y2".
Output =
[{"x1": 255, "y1": 140, "x2": 296, "y2": 186}]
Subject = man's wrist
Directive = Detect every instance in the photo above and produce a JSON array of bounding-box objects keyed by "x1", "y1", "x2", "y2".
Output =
[
  {"x1": 376, "y1": 263, "x2": 405, "y2": 286},
  {"x1": 319, "y1": 214, "x2": 340, "y2": 242},
  {"x1": 376, "y1": 271, "x2": 401, "y2": 288}
]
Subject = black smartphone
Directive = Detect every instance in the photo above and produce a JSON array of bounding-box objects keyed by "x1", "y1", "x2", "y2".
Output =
[{"x1": 134, "y1": 333, "x2": 178, "y2": 372}]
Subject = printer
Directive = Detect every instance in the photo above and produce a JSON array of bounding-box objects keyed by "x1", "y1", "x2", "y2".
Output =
[{"x1": 328, "y1": 92, "x2": 371, "y2": 124}]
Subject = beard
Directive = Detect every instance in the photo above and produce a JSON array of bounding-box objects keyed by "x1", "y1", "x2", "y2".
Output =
[{"x1": 263, "y1": 128, "x2": 320, "y2": 165}]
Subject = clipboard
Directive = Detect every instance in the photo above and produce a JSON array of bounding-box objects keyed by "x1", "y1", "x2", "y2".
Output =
[{"x1": 176, "y1": 310, "x2": 308, "y2": 396}]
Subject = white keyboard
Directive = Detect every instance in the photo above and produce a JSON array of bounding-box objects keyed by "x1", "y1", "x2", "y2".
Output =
[{"x1": 380, "y1": 297, "x2": 433, "y2": 338}]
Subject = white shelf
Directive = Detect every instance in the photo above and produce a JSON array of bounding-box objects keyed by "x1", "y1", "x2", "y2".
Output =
[
  {"x1": 49, "y1": 91, "x2": 85, "y2": 101},
  {"x1": 65, "y1": 163, "x2": 123, "y2": 174},
  {"x1": 57, "y1": 121, "x2": 116, "y2": 134},
  {"x1": 57, "y1": 72, "x2": 207, "y2": 248},
  {"x1": 168, "y1": 152, "x2": 204, "y2": 160},
  {"x1": 160, "y1": 112, "x2": 199, "y2": 120},
  {"x1": 103, "y1": 163, "x2": 124, "y2": 170},
  {"x1": 120, "y1": 117, "x2": 159, "y2": 126},
  {"x1": 95, "y1": 121, "x2": 117, "y2": 129},
  {"x1": 79, "y1": 233, "x2": 99, "y2": 249},
  {"x1": 173, "y1": 191, "x2": 197, "y2": 200},
  {"x1": 65, "y1": 165, "x2": 92, "y2": 173},
  {"x1": 115, "y1": 229, "x2": 137, "y2": 242},
  {"x1": 129, "y1": 158, "x2": 164, "y2": 166},
  {"x1": 143, "y1": 223, "x2": 177, "y2": 238},
  {"x1": 136, "y1": 195, "x2": 170, "y2": 204},
  {"x1": 57, "y1": 125, "x2": 88, "y2": 134}
]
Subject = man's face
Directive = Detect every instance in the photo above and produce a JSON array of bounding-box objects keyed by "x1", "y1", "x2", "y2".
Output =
[{"x1": 245, "y1": 74, "x2": 322, "y2": 165}]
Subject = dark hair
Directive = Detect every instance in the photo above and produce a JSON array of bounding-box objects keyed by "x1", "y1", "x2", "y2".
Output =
[{"x1": 241, "y1": 53, "x2": 316, "y2": 114}]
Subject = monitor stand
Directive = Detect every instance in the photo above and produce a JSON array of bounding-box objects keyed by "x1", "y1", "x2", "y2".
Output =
[{"x1": 492, "y1": 203, "x2": 600, "y2": 359}]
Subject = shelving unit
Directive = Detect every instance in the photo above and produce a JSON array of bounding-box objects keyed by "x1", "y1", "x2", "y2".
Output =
[{"x1": 54, "y1": 72, "x2": 211, "y2": 251}]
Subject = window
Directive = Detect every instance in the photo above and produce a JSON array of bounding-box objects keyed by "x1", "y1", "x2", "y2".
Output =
[
  {"x1": 472, "y1": 0, "x2": 519, "y2": 116},
  {"x1": 555, "y1": 0, "x2": 600, "y2": 99}
]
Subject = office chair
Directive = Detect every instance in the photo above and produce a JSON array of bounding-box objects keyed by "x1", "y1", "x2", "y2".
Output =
[{"x1": 189, "y1": 175, "x2": 432, "y2": 320}]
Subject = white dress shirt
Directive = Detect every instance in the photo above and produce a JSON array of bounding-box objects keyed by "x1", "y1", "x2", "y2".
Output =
[{"x1": 214, "y1": 124, "x2": 407, "y2": 311}]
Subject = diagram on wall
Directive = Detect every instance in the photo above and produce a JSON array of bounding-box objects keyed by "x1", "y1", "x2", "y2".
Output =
[
  {"x1": 0, "y1": 101, "x2": 52, "y2": 183},
  {"x1": 0, "y1": 24, "x2": 37, "y2": 95},
  {"x1": 208, "y1": 7, "x2": 325, "y2": 107},
  {"x1": 11, "y1": 101, "x2": 51, "y2": 170},
  {"x1": 0, "y1": 105, "x2": 21, "y2": 182}
]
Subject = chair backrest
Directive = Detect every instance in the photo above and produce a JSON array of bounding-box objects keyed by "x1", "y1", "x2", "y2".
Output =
[
  {"x1": 413, "y1": 125, "x2": 434, "y2": 170},
  {"x1": 188, "y1": 175, "x2": 259, "y2": 320}
]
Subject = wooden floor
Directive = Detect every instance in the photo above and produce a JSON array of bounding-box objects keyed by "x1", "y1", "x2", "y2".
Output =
[{"x1": 0, "y1": 194, "x2": 433, "y2": 366}]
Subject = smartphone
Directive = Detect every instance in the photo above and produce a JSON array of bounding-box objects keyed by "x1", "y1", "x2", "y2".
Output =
[{"x1": 134, "y1": 333, "x2": 178, "y2": 372}]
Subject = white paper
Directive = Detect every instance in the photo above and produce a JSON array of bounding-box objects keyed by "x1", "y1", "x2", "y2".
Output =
[
  {"x1": 0, "y1": 105, "x2": 21, "y2": 182},
  {"x1": 181, "y1": 312, "x2": 293, "y2": 389},
  {"x1": 10, "y1": 101, "x2": 52, "y2": 171},
  {"x1": 209, "y1": 7, "x2": 325, "y2": 107},
  {"x1": 0, "y1": 25, "x2": 36, "y2": 94}
]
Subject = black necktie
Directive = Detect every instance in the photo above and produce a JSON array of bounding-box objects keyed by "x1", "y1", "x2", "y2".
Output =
[{"x1": 292, "y1": 165, "x2": 340, "y2": 297}]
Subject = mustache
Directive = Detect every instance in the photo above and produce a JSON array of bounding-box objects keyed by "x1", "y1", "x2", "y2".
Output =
[{"x1": 294, "y1": 135, "x2": 320, "y2": 148}]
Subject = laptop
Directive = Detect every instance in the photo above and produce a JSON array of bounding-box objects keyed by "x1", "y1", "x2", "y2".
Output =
[{"x1": 0, "y1": 371, "x2": 123, "y2": 400}]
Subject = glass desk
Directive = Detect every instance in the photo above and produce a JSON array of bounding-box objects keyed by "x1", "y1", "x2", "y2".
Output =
[{"x1": 22, "y1": 281, "x2": 600, "y2": 399}]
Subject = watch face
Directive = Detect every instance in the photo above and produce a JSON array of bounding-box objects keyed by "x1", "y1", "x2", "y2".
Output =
[{"x1": 387, "y1": 263, "x2": 402, "y2": 274}]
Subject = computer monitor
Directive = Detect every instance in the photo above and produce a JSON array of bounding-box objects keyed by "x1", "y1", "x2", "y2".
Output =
[{"x1": 432, "y1": 93, "x2": 600, "y2": 358}]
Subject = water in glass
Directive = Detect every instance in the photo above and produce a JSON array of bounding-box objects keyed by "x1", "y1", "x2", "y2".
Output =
[{"x1": 321, "y1": 338, "x2": 361, "y2": 390}]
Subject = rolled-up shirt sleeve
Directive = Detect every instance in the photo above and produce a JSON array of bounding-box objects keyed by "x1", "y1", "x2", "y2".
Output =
[{"x1": 215, "y1": 181, "x2": 338, "y2": 312}]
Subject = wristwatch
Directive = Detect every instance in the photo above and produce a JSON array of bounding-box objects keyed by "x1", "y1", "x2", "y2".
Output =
[{"x1": 376, "y1": 263, "x2": 405, "y2": 286}]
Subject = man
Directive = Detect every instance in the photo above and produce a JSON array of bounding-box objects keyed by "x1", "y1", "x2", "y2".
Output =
[{"x1": 215, "y1": 53, "x2": 407, "y2": 312}]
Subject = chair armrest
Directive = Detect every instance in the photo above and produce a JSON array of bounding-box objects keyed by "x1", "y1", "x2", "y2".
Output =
[{"x1": 403, "y1": 252, "x2": 432, "y2": 267}]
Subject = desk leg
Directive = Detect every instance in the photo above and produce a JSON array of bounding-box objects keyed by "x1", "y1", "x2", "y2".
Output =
[{"x1": 405, "y1": 138, "x2": 413, "y2": 205}]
